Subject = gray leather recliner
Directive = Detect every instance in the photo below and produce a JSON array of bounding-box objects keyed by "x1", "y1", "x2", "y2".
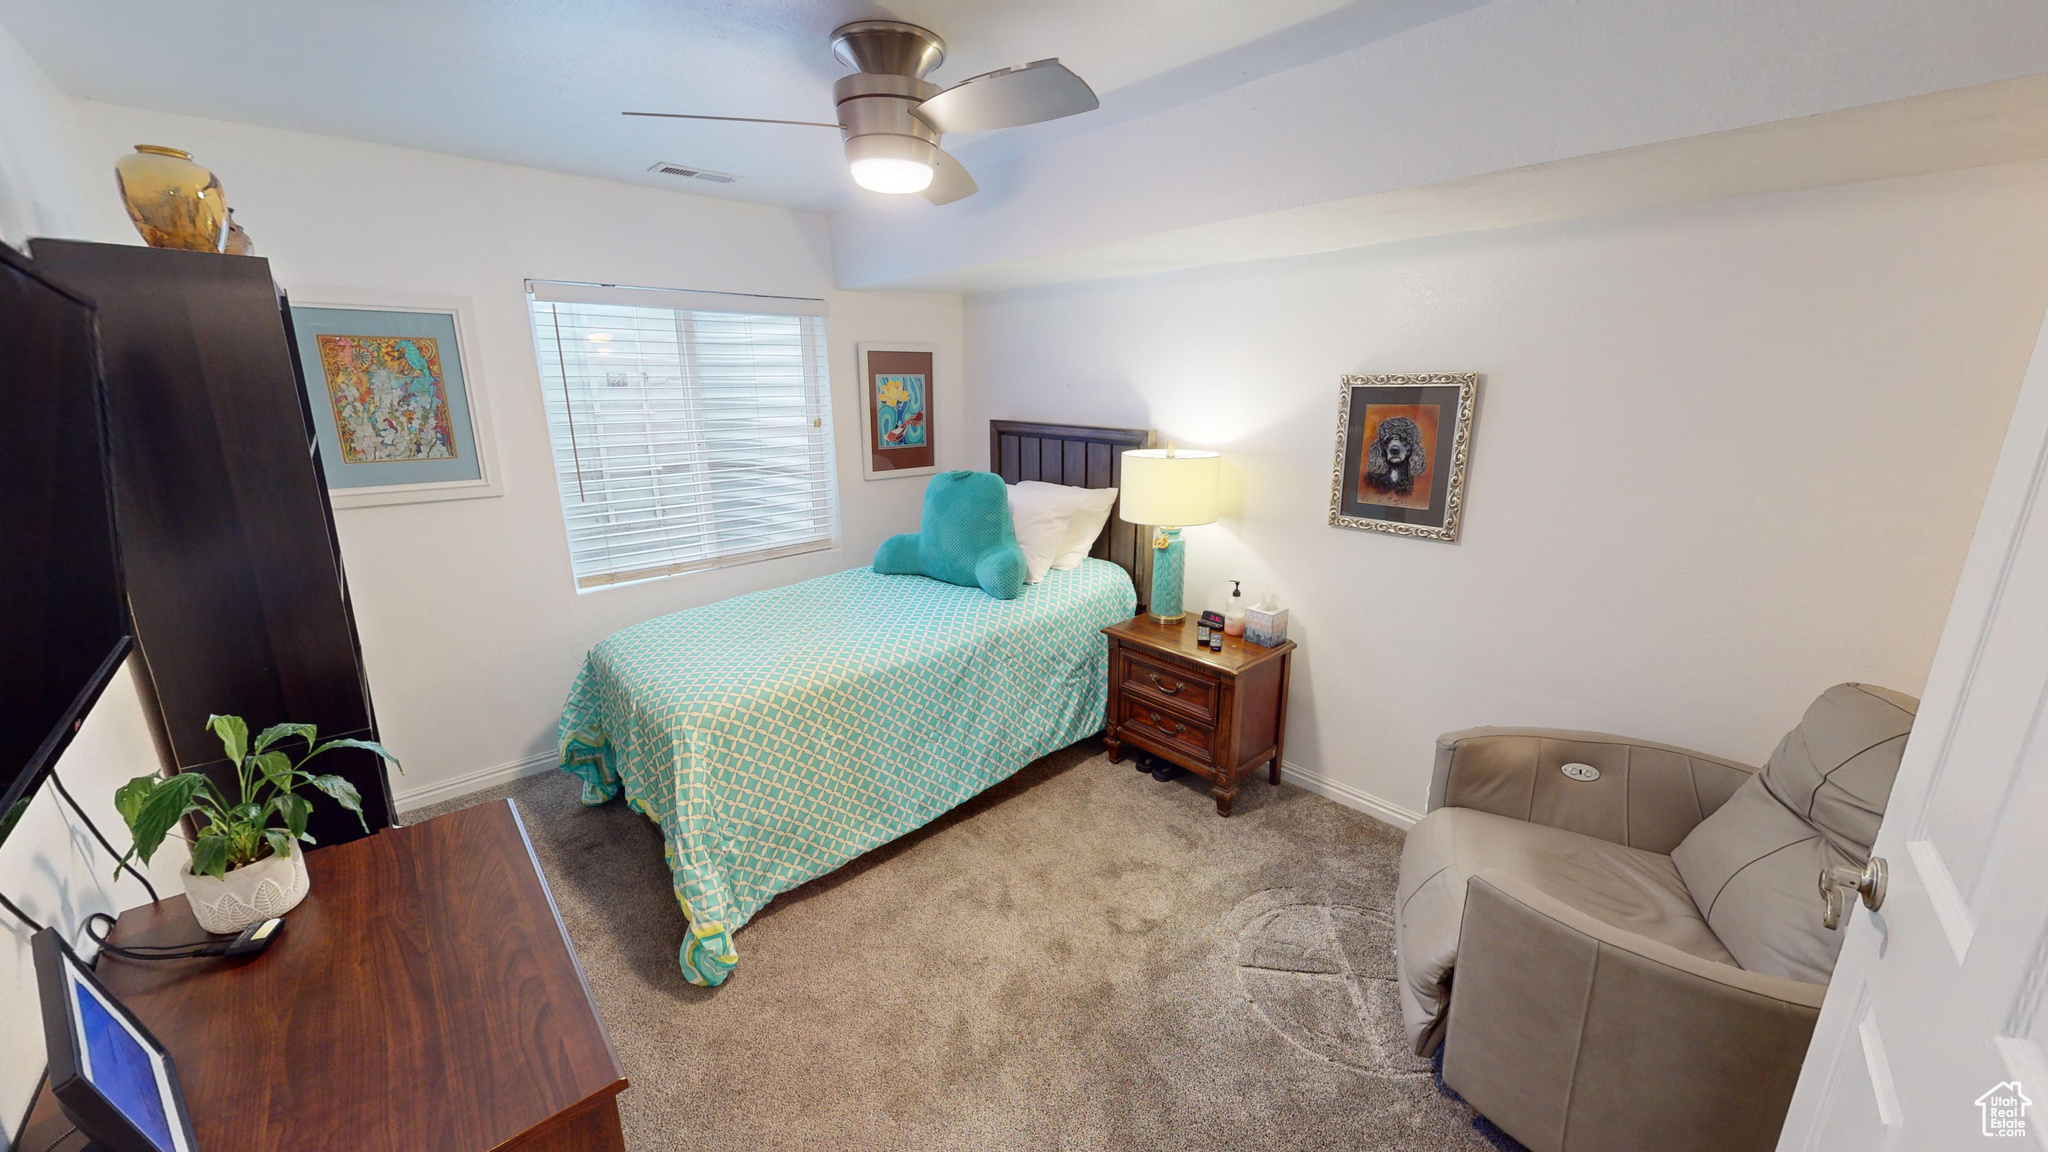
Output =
[{"x1": 1394, "y1": 683, "x2": 1916, "y2": 1152}]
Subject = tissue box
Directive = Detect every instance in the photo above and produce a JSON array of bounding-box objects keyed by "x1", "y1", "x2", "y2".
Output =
[{"x1": 1244, "y1": 602, "x2": 1289, "y2": 647}]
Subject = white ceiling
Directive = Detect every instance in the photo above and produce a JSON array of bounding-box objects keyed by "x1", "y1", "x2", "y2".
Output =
[
  {"x1": 16, "y1": 0, "x2": 2048, "y2": 294},
  {"x1": 0, "y1": 0, "x2": 1467, "y2": 213},
  {"x1": 829, "y1": 0, "x2": 2048, "y2": 290},
  {"x1": 869, "y1": 75, "x2": 2048, "y2": 293}
]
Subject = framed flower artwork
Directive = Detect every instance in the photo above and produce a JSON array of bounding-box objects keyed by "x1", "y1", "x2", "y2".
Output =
[
  {"x1": 855, "y1": 342, "x2": 937, "y2": 479},
  {"x1": 287, "y1": 290, "x2": 503, "y2": 508}
]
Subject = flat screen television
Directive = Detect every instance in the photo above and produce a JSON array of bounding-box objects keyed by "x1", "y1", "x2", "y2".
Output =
[{"x1": 0, "y1": 242, "x2": 132, "y2": 842}]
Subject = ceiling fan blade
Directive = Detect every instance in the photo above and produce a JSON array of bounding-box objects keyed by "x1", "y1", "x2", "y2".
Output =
[
  {"x1": 922, "y1": 147, "x2": 978, "y2": 205},
  {"x1": 622, "y1": 111, "x2": 840, "y2": 128},
  {"x1": 909, "y1": 59, "x2": 1098, "y2": 135}
]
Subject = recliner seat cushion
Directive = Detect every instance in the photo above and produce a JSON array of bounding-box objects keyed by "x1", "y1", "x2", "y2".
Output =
[
  {"x1": 1671, "y1": 683, "x2": 1917, "y2": 984},
  {"x1": 1668, "y1": 776, "x2": 1853, "y2": 984},
  {"x1": 1395, "y1": 806, "x2": 1736, "y2": 1054}
]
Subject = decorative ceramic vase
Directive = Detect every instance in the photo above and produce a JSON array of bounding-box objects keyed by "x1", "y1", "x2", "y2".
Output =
[
  {"x1": 223, "y1": 209, "x2": 255, "y2": 256},
  {"x1": 114, "y1": 145, "x2": 229, "y2": 252},
  {"x1": 181, "y1": 840, "x2": 309, "y2": 933}
]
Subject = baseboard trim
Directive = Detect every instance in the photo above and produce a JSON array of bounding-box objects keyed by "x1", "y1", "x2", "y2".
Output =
[
  {"x1": 1281, "y1": 759, "x2": 1424, "y2": 830},
  {"x1": 394, "y1": 750, "x2": 558, "y2": 814}
]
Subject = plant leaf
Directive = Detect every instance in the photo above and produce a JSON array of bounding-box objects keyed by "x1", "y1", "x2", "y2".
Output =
[
  {"x1": 206, "y1": 714, "x2": 249, "y2": 767},
  {"x1": 270, "y1": 792, "x2": 312, "y2": 841},
  {"x1": 263, "y1": 827, "x2": 295, "y2": 863},
  {"x1": 252, "y1": 722, "x2": 317, "y2": 755},
  {"x1": 113, "y1": 772, "x2": 167, "y2": 882},
  {"x1": 113, "y1": 773, "x2": 159, "y2": 830},
  {"x1": 189, "y1": 832, "x2": 230, "y2": 880},
  {"x1": 310, "y1": 737, "x2": 403, "y2": 775},
  {"x1": 127, "y1": 772, "x2": 214, "y2": 866},
  {"x1": 0, "y1": 796, "x2": 27, "y2": 848},
  {"x1": 253, "y1": 751, "x2": 294, "y2": 795},
  {"x1": 306, "y1": 774, "x2": 369, "y2": 833}
]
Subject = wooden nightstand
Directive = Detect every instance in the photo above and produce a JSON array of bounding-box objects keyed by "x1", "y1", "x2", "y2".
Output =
[{"x1": 1102, "y1": 616, "x2": 1297, "y2": 816}]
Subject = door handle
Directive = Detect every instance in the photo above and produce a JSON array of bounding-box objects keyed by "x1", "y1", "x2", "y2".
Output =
[
  {"x1": 1819, "y1": 857, "x2": 1887, "y2": 929},
  {"x1": 1148, "y1": 672, "x2": 1186, "y2": 695}
]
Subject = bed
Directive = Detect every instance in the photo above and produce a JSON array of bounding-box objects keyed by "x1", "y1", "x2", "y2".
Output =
[{"x1": 556, "y1": 420, "x2": 1154, "y2": 985}]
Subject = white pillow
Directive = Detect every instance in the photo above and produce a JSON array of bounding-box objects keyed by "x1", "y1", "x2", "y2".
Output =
[
  {"x1": 1049, "y1": 486, "x2": 1118, "y2": 570},
  {"x1": 1006, "y1": 482, "x2": 1082, "y2": 584}
]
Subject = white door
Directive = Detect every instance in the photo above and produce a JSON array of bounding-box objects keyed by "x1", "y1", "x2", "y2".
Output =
[{"x1": 1777, "y1": 313, "x2": 2048, "y2": 1150}]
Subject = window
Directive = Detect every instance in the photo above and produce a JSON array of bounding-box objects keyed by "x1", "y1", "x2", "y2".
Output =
[{"x1": 526, "y1": 280, "x2": 837, "y2": 590}]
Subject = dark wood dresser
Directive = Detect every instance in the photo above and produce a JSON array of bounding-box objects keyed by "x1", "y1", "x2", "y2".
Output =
[
  {"x1": 19, "y1": 801, "x2": 626, "y2": 1152},
  {"x1": 28, "y1": 240, "x2": 392, "y2": 845},
  {"x1": 1103, "y1": 616, "x2": 1296, "y2": 816}
]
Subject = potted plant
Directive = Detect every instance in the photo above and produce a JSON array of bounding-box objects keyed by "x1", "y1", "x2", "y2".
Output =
[{"x1": 116, "y1": 715, "x2": 400, "y2": 933}]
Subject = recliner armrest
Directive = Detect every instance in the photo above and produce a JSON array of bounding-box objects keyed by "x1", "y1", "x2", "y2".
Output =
[
  {"x1": 1444, "y1": 871, "x2": 1821, "y2": 1152},
  {"x1": 1431, "y1": 727, "x2": 1756, "y2": 853}
]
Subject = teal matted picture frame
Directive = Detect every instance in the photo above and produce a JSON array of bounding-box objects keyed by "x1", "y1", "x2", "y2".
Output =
[{"x1": 288, "y1": 290, "x2": 503, "y2": 509}]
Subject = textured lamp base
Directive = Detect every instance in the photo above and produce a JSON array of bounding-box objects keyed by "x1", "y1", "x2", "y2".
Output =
[{"x1": 1148, "y1": 527, "x2": 1185, "y2": 623}]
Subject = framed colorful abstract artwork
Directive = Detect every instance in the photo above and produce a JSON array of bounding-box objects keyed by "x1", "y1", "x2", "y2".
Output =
[
  {"x1": 1329, "y1": 373, "x2": 1481, "y2": 542},
  {"x1": 288, "y1": 292, "x2": 502, "y2": 508},
  {"x1": 855, "y1": 342, "x2": 937, "y2": 479}
]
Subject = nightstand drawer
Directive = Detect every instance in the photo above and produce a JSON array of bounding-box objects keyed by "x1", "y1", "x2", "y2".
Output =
[
  {"x1": 1121, "y1": 651, "x2": 1219, "y2": 723},
  {"x1": 1124, "y1": 704, "x2": 1216, "y2": 764}
]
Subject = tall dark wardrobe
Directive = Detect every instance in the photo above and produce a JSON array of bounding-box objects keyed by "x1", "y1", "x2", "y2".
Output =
[{"x1": 31, "y1": 240, "x2": 394, "y2": 846}]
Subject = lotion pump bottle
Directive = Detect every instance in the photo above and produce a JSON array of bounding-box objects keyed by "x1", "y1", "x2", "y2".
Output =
[{"x1": 1223, "y1": 580, "x2": 1246, "y2": 637}]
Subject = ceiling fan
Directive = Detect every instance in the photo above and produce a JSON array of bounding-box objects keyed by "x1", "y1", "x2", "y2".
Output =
[{"x1": 624, "y1": 20, "x2": 1099, "y2": 205}]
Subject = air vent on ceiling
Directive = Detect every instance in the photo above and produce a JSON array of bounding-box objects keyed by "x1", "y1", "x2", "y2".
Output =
[{"x1": 648, "y1": 161, "x2": 739, "y2": 184}]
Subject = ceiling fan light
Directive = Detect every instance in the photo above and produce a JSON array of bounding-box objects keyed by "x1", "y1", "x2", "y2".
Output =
[
  {"x1": 844, "y1": 134, "x2": 939, "y2": 195},
  {"x1": 850, "y1": 157, "x2": 934, "y2": 194}
]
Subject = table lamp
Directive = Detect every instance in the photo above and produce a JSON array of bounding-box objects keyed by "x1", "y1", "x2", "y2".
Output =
[{"x1": 1118, "y1": 445, "x2": 1220, "y2": 623}]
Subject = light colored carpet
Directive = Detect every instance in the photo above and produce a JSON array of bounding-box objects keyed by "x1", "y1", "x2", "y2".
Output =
[{"x1": 409, "y1": 741, "x2": 1513, "y2": 1151}]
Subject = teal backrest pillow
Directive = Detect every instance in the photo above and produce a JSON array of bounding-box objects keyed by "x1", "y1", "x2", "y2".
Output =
[{"x1": 873, "y1": 471, "x2": 1026, "y2": 599}]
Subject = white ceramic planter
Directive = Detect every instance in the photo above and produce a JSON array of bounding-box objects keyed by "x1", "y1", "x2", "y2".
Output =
[{"x1": 182, "y1": 841, "x2": 309, "y2": 933}]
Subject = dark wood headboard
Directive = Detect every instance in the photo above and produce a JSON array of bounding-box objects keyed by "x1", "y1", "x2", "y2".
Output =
[{"x1": 990, "y1": 419, "x2": 1157, "y2": 609}]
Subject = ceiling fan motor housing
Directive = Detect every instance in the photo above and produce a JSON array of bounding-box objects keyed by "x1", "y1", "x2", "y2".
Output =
[
  {"x1": 835, "y1": 72, "x2": 942, "y2": 169},
  {"x1": 831, "y1": 21, "x2": 948, "y2": 173},
  {"x1": 830, "y1": 20, "x2": 945, "y2": 78}
]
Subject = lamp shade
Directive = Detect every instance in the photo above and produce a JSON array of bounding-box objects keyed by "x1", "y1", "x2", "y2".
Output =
[{"x1": 1117, "y1": 448, "x2": 1220, "y2": 527}]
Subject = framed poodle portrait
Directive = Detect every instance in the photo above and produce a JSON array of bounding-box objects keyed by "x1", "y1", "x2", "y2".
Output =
[
  {"x1": 1329, "y1": 373, "x2": 1480, "y2": 542},
  {"x1": 855, "y1": 342, "x2": 938, "y2": 480}
]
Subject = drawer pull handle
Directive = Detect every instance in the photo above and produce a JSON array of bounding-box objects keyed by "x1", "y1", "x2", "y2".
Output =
[
  {"x1": 1148, "y1": 712, "x2": 1187, "y2": 735},
  {"x1": 1148, "y1": 672, "x2": 1187, "y2": 695}
]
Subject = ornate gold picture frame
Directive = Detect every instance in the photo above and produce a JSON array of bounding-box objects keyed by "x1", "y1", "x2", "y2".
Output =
[{"x1": 1328, "y1": 373, "x2": 1480, "y2": 542}]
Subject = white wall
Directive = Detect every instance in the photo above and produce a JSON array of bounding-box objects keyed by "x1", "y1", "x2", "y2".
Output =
[
  {"x1": 0, "y1": 17, "x2": 92, "y2": 244},
  {"x1": 62, "y1": 101, "x2": 967, "y2": 811},
  {"x1": 0, "y1": 665, "x2": 187, "y2": 1132},
  {"x1": 963, "y1": 162, "x2": 2048, "y2": 818},
  {"x1": 0, "y1": 20, "x2": 187, "y2": 1134}
]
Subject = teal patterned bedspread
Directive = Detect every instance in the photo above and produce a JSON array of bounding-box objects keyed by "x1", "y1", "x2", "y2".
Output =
[{"x1": 556, "y1": 559, "x2": 1136, "y2": 985}]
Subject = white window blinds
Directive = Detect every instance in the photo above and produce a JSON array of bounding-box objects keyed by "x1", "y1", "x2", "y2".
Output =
[{"x1": 526, "y1": 282, "x2": 836, "y2": 590}]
